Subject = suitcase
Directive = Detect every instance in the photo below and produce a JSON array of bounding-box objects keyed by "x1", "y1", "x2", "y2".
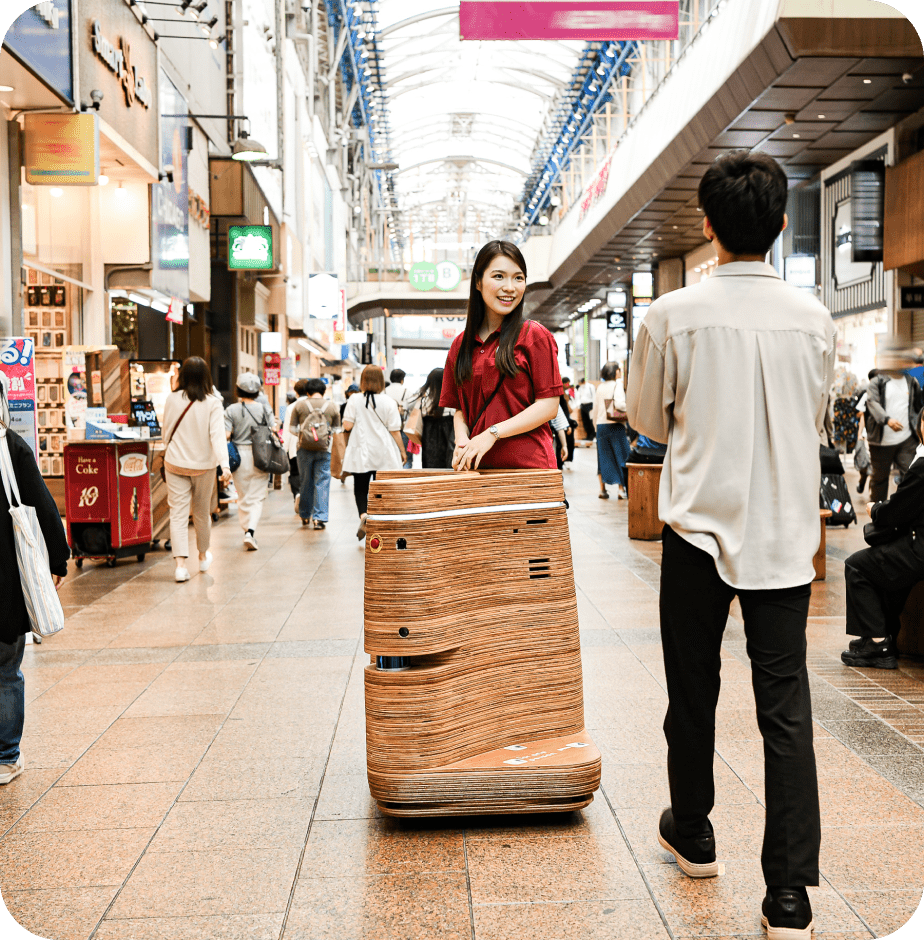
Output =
[
  {"x1": 820, "y1": 473, "x2": 856, "y2": 527},
  {"x1": 820, "y1": 445, "x2": 846, "y2": 476}
]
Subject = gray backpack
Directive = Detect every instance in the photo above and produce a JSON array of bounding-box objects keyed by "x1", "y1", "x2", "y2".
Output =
[{"x1": 298, "y1": 402, "x2": 332, "y2": 452}]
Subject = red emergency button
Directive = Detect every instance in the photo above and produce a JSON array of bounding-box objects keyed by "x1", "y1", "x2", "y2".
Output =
[{"x1": 369, "y1": 535, "x2": 383, "y2": 553}]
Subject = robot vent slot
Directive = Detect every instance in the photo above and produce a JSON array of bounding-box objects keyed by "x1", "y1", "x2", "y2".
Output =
[
  {"x1": 529, "y1": 573, "x2": 551, "y2": 580},
  {"x1": 526, "y1": 518, "x2": 548, "y2": 525},
  {"x1": 529, "y1": 558, "x2": 550, "y2": 564}
]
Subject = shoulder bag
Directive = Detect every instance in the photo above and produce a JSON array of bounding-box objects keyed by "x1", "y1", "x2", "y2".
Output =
[
  {"x1": 157, "y1": 399, "x2": 195, "y2": 482},
  {"x1": 0, "y1": 427, "x2": 64, "y2": 637},
  {"x1": 604, "y1": 382, "x2": 627, "y2": 423},
  {"x1": 248, "y1": 404, "x2": 290, "y2": 475}
]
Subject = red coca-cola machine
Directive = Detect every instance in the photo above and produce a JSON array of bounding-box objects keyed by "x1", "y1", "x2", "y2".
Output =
[{"x1": 64, "y1": 441, "x2": 153, "y2": 568}]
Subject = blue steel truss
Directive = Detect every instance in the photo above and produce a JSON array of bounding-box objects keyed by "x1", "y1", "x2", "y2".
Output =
[
  {"x1": 518, "y1": 40, "x2": 636, "y2": 236},
  {"x1": 325, "y1": 0, "x2": 403, "y2": 252}
]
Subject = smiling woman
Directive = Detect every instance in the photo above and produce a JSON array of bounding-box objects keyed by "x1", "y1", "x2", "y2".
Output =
[{"x1": 439, "y1": 240, "x2": 563, "y2": 471}]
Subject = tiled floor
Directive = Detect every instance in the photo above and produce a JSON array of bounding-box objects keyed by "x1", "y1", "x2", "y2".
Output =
[{"x1": 1, "y1": 448, "x2": 923, "y2": 939}]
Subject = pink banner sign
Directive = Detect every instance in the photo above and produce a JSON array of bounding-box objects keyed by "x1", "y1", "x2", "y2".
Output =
[{"x1": 460, "y1": 1, "x2": 679, "y2": 40}]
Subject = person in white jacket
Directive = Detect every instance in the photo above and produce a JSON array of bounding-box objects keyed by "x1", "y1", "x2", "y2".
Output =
[{"x1": 162, "y1": 357, "x2": 231, "y2": 583}]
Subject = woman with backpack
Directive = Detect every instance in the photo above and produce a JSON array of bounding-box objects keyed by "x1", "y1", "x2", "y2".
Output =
[
  {"x1": 163, "y1": 357, "x2": 232, "y2": 581},
  {"x1": 409, "y1": 367, "x2": 455, "y2": 470},
  {"x1": 225, "y1": 373, "x2": 276, "y2": 551},
  {"x1": 342, "y1": 365, "x2": 406, "y2": 540},
  {"x1": 288, "y1": 378, "x2": 341, "y2": 529}
]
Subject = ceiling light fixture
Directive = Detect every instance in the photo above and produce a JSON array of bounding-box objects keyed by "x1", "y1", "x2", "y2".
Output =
[
  {"x1": 0, "y1": 85, "x2": 13, "y2": 93},
  {"x1": 863, "y1": 78, "x2": 872, "y2": 84},
  {"x1": 232, "y1": 131, "x2": 269, "y2": 161},
  {"x1": 49, "y1": 187, "x2": 64, "y2": 198},
  {"x1": 98, "y1": 175, "x2": 109, "y2": 186}
]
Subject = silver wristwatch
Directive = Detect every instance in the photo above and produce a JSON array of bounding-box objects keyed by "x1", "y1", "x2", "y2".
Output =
[{"x1": 488, "y1": 424, "x2": 501, "y2": 440}]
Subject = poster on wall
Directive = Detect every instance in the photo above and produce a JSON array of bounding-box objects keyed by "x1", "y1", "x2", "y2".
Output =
[
  {"x1": 0, "y1": 338, "x2": 39, "y2": 457},
  {"x1": 151, "y1": 70, "x2": 190, "y2": 302}
]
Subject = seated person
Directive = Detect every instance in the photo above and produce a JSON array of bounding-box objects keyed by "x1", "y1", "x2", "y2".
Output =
[{"x1": 841, "y1": 407, "x2": 924, "y2": 668}]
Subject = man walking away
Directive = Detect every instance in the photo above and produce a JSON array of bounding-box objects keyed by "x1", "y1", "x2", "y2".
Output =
[
  {"x1": 864, "y1": 369, "x2": 922, "y2": 502},
  {"x1": 385, "y1": 368, "x2": 414, "y2": 468},
  {"x1": 289, "y1": 378, "x2": 341, "y2": 530},
  {"x1": 577, "y1": 378, "x2": 595, "y2": 441},
  {"x1": 627, "y1": 150, "x2": 835, "y2": 940}
]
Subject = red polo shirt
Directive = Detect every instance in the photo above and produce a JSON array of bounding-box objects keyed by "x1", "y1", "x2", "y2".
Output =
[{"x1": 440, "y1": 320, "x2": 563, "y2": 469}]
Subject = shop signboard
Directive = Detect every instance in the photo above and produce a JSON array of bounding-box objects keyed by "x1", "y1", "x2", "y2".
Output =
[
  {"x1": 229, "y1": 226, "x2": 273, "y2": 270},
  {"x1": 0, "y1": 338, "x2": 38, "y2": 458},
  {"x1": 24, "y1": 112, "x2": 99, "y2": 186},
  {"x1": 77, "y1": 0, "x2": 158, "y2": 173},
  {"x1": 409, "y1": 260, "x2": 462, "y2": 292},
  {"x1": 151, "y1": 71, "x2": 189, "y2": 303},
  {"x1": 460, "y1": 1, "x2": 679, "y2": 40},
  {"x1": 900, "y1": 287, "x2": 924, "y2": 309},
  {"x1": 3, "y1": 0, "x2": 73, "y2": 104},
  {"x1": 263, "y1": 353, "x2": 281, "y2": 386},
  {"x1": 784, "y1": 255, "x2": 817, "y2": 291},
  {"x1": 606, "y1": 310, "x2": 626, "y2": 331}
]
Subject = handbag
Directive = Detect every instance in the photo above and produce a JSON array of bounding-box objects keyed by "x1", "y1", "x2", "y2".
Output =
[
  {"x1": 248, "y1": 405, "x2": 290, "y2": 475},
  {"x1": 405, "y1": 406, "x2": 423, "y2": 447},
  {"x1": 158, "y1": 399, "x2": 195, "y2": 482},
  {"x1": 0, "y1": 427, "x2": 64, "y2": 637},
  {"x1": 227, "y1": 440, "x2": 241, "y2": 473},
  {"x1": 330, "y1": 429, "x2": 347, "y2": 478}
]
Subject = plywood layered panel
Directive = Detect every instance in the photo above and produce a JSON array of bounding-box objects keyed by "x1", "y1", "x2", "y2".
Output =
[{"x1": 363, "y1": 470, "x2": 601, "y2": 817}]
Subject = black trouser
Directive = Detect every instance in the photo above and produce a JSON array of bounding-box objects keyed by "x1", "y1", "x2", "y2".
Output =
[
  {"x1": 579, "y1": 403, "x2": 595, "y2": 440},
  {"x1": 288, "y1": 456, "x2": 300, "y2": 498},
  {"x1": 353, "y1": 471, "x2": 376, "y2": 517},
  {"x1": 869, "y1": 436, "x2": 918, "y2": 502},
  {"x1": 845, "y1": 534, "x2": 924, "y2": 639},
  {"x1": 659, "y1": 525, "x2": 820, "y2": 886}
]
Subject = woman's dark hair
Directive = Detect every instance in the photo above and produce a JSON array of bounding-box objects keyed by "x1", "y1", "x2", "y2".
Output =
[
  {"x1": 698, "y1": 150, "x2": 788, "y2": 256},
  {"x1": 294, "y1": 379, "x2": 308, "y2": 397},
  {"x1": 305, "y1": 378, "x2": 327, "y2": 396},
  {"x1": 360, "y1": 364, "x2": 386, "y2": 393},
  {"x1": 600, "y1": 361, "x2": 619, "y2": 382},
  {"x1": 237, "y1": 388, "x2": 258, "y2": 400},
  {"x1": 454, "y1": 239, "x2": 527, "y2": 386},
  {"x1": 177, "y1": 356, "x2": 211, "y2": 403},
  {"x1": 419, "y1": 367, "x2": 445, "y2": 417}
]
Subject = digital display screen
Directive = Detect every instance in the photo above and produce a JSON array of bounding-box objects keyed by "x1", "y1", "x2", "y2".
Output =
[{"x1": 131, "y1": 399, "x2": 161, "y2": 437}]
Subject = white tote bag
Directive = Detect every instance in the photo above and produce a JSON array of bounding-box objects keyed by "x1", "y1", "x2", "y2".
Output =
[{"x1": 0, "y1": 427, "x2": 65, "y2": 638}]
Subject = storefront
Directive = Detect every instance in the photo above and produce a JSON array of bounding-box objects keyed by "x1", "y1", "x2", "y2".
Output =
[{"x1": 821, "y1": 132, "x2": 894, "y2": 383}]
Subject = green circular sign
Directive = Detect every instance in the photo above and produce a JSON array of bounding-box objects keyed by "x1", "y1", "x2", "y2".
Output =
[
  {"x1": 435, "y1": 260, "x2": 462, "y2": 292},
  {"x1": 409, "y1": 261, "x2": 437, "y2": 291}
]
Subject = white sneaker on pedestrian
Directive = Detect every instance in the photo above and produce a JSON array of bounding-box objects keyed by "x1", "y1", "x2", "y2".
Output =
[
  {"x1": 199, "y1": 551, "x2": 213, "y2": 573},
  {"x1": 243, "y1": 532, "x2": 259, "y2": 551},
  {"x1": 175, "y1": 567, "x2": 190, "y2": 582},
  {"x1": 0, "y1": 758, "x2": 24, "y2": 785}
]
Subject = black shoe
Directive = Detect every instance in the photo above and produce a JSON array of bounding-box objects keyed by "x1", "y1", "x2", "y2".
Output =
[
  {"x1": 841, "y1": 637, "x2": 897, "y2": 669},
  {"x1": 761, "y1": 886, "x2": 814, "y2": 938},
  {"x1": 856, "y1": 473, "x2": 867, "y2": 494},
  {"x1": 657, "y1": 807, "x2": 719, "y2": 877}
]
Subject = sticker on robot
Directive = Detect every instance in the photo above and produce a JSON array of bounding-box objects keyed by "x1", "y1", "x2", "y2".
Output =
[
  {"x1": 564, "y1": 742, "x2": 589, "y2": 748},
  {"x1": 503, "y1": 745, "x2": 527, "y2": 751},
  {"x1": 503, "y1": 758, "x2": 528, "y2": 766},
  {"x1": 119, "y1": 453, "x2": 148, "y2": 477}
]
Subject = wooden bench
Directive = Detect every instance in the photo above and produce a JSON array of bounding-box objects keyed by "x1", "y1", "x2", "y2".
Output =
[
  {"x1": 627, "y1": 463, "x2": 663, "y2": 540},
  {"x1": 813, "y1": 509, "x2": 833, "y2": 581}
]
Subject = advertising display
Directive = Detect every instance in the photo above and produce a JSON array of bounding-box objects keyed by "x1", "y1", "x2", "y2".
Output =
[
  {"x1": 229, "y1": 226, "x2": 274, "y2": 270},
  {"x1": 24, "y1": 113, "x2": 99, "y2": 186},
  {"x1": 3, "y1": 0, "x2": 73, "y2": 103},
  {"x1": 151, "y1": 71, "x2": 190, "y2": 303},
  {"x1": 409, "y1": 260, "x2": 462, "y2": 292},
  {"x1": 263, "y1": 353, "x2": 281, "y2": 386},
  {"x1": 0, "y1": 338, "x2": 39, "y2": 457}
]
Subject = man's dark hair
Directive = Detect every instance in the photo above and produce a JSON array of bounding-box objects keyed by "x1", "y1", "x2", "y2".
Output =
[
  {"x1": 390, "y1": 369, "x2": 406, "y2": 384},
  {"x1": 294, "y1": 379, "x2": 308, "y2": 397},
  {"x1": 698, "y1": 151, "x2": 788, "y2": 256},
  {"x1": 562, "y1": 376, "x2": 571, "y2": 385},
  {"x1": 305, "y1": 378, "x2": 326, "y2": 396}
]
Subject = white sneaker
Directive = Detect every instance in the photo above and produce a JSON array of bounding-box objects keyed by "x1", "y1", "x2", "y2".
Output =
[
  {"x1": 175, "y1": 567, "x2": 190, "y2": 582},
  {"x1": 199, "y1": 551, "x2": 213, "y2": 573},
  {"x1": 0, "y1": 758, "x2": 24, "y2": 784},
  {"x1": 243, "y1": 532, "x2": 258, "y2": 551}
]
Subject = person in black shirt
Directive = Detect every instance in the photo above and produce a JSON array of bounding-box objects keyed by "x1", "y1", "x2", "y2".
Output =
[
  {"x1": 0, "y1": 398, "x2": 69, "y2": 784},
  {"x1": 841, "y1": 409, "x2": 924, "y2": 668}
]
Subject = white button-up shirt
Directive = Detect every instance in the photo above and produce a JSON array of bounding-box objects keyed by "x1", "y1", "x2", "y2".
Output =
[{"x1": 627, "y1": 261, "x2": 836, "y2": 590}]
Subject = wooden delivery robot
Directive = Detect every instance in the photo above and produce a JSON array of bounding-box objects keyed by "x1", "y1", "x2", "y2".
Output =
[{"x1": 363, "y1": 469, "x2": 601, "y2": 817}]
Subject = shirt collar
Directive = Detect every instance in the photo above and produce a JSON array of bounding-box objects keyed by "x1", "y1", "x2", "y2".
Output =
[
  {"x1": 708, "y1": 261, "x2": 782, "y2": 280},
  {"x1": 474, "y1": 328, "x2": 501, "y2": 346}
]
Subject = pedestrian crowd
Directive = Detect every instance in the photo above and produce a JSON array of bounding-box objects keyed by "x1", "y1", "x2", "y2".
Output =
[{"x1": 0, "y1": 150, "x2": 922, "y2": 940}]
